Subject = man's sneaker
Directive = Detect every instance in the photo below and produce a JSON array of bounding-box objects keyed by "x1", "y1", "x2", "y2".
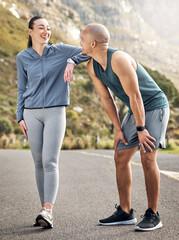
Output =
[
  {"x1": 135, "y1": 208, "x2": 163, "y2": 231},
  {"x1": 98, "y1": 205, "x2": 137, "y2": 226},
  {"x1": 36, "y1": 207, "x2": 53, "y2": 228}
]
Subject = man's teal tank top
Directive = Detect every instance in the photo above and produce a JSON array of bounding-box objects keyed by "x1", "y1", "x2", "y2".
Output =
[{"x1": 93, "y1": 47, "x2": 169, "y2": 114}]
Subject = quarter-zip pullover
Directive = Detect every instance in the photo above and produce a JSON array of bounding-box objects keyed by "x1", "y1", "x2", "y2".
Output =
[{"x1": 16, "y1": 42, "x2": 89, "y2": 123}]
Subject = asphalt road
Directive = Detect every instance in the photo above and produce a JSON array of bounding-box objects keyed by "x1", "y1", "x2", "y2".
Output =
[{"x1": 0, "y1": 149, "x2": 178, "y2": 240}]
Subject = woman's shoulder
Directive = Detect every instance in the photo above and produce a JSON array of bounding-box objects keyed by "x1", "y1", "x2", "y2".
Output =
[
  {"x1": 17, "y1": 48, "x2": 31, "y2": 59},
  {"x1": 52, "y1": 42, "x2": 64, "y2": 50},
  {"x1": 52, "y1": 42, "x2": 80, "y2": 52}
]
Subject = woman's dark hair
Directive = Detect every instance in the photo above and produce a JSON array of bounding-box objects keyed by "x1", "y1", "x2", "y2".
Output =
[{"x1": 27, "y1": 16, "x2": 44, "y2": 48}]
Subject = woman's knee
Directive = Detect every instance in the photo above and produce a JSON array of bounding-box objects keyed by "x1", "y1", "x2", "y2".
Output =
[
  {"x1": 33, "y1": 153, "x2": 43, "y2": 169},
  {"x1": 43, "y1": 158, "x2": 58, "y2": 172}
]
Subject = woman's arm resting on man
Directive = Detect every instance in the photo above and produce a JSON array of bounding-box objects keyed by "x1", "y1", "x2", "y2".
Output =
[{"x1": 64, "y1": 53, "x2": 91, "y2": 83}]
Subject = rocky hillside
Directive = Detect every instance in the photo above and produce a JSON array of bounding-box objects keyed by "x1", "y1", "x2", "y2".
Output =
[
  {"x1": 61, "y1": 0, "x2": 179, "y2": 89},
  {"x1": 0, "y1": 0, "x2": 179, "y2": 149},
  {"x1": 0, "y1": 0, "x2": 179, "y2": 88}
]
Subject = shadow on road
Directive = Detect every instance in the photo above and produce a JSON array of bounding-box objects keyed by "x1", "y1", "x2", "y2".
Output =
[{"x1": 0, "y1": 225, "x2": 51, "y2": 238}]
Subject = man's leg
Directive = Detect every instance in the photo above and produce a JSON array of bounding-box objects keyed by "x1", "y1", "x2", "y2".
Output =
[
  {"x1": 135, "y1": 108, "x2": 170, "y2": 231},
  {"x1": 114, "y1": 146, "x2": 138, "y2": 214},
  {"x1": 140, "y1": 149, "x2": 159, "y2": 213},
  {"x1": 98, "y1": 146, "x2": 138, "y2": 225},
  {"x1": 135, "y1": 149, "x2": 162, "y2": 231}
]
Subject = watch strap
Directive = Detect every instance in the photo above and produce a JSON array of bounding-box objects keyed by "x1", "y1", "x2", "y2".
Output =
[
  {"x1": 67, "y1": 58, "x2": 76, "y2": 65},
  {"x1": 136, "y1": 126, "x2": 145, "y2": 131}
]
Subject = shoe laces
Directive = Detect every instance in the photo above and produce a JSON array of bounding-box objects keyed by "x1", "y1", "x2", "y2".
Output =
[
  {"x1": 140, "y1": 212, "x2": 156, "y2": 223},
  {"x1": 112, "y1": 204, "x2": 121, "y2": 215},
  {"x1": 115, "y1": 204, "x2": 119, "y2": 210},
  {"x1": 39, "y1": 207, "x2": 52, "y2": 215}
]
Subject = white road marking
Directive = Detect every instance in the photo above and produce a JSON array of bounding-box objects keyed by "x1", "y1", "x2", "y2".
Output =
[
  {"x1": 159, "y1": 170, "x2": 179, "y2": 181},
  {"x1": 74, "y1": 151, "x2": 179, "y2": 181}
]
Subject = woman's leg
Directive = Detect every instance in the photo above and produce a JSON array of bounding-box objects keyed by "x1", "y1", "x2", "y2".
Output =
[
  {"x1": 23, "y1": 109, "x2": 45, "y2": 204},
  {"x1": 42, "y1": 107, "x2": 66, "y2": 210}
]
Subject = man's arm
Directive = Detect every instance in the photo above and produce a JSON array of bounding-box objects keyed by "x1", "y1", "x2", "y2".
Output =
[
  {"x1": 112, "y1": 51, "x2": 156, "y2": 152},
  {"x1": 87, "y1": 59, "x2": 128, "y2": 150}
]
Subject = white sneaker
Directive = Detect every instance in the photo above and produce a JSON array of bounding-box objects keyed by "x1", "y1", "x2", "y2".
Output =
[{"x1": 36, "y1": 207, "x2": 53, "y2": 228}]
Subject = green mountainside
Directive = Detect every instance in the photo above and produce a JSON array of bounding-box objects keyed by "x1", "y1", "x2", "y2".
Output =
[{"x1": 0, "y1": 2, "x2": 178, "y2": 150}]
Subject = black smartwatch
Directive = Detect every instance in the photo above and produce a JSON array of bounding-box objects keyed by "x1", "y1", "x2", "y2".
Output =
[{"x1": 136, "y1": 126, "x2": 145, "y2": 131}]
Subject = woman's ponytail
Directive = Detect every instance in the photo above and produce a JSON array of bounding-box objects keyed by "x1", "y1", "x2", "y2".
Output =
[{"x1": 27, "y1": 15, "x2": 43, "y2": 48}]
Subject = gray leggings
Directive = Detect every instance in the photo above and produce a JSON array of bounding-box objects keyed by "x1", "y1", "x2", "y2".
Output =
[{"x1": 23, "y1": 107, "x2": 66, "y2": 204}]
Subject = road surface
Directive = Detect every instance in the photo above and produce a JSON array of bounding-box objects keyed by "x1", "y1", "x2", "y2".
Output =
[{"x1": 0, "y1": 149, "x2": 178, "y2": 240}]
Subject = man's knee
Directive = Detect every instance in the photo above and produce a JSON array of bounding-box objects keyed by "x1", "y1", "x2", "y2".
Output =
[
  {"x1": 114, "y1": 150, "x2": 129, "y2": 168},
  {"x1": 114, "y1": 147, "x2": 137, "y2": 167},
  {"x1": 141, "y1": 151, "x2": 157, "y2": 169}
]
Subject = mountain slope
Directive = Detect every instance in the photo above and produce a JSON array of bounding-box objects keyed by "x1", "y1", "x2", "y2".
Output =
[
  {"x1": 0, "y1": 0, "x2": 178, "y2": 149},
  {"x1": 130, "y1": 0, "x2": 179, "y2": 46},
  {"x1": 61, "y1": 0, "x2": 179, "y2": 89}
]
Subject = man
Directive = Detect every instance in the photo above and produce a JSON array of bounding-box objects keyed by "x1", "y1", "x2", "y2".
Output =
[{"x1": 64, "y1": 23, "x2": 169, "y2": 231}]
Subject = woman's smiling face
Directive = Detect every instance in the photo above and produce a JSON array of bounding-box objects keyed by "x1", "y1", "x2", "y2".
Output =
[{"x1": 28, "y1": 18, "x2": 51, "y2": 46}]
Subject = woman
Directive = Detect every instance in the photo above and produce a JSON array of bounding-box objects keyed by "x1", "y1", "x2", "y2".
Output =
[{"x1": 16, "y1": 16, "x2": 89, "y2": 228}]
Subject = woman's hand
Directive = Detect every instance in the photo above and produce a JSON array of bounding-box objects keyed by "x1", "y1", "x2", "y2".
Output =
[
  {"x1": 138, "y1": 129, "x2": 156, "y2": 153},
  {"x1": 114, "y1": 129, "x2": 128, "y2": 150},
  {"x1": 64, "y1": 63, "x2": 75, "y2": 83},
  {"x1": 19, "y1": 120, "x2": 28, "y2": 140}
]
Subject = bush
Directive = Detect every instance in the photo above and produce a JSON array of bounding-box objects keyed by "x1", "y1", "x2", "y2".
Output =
[
  {"x1": 72, "y1": 138, "x2": 85, "y2": 149},
  {"x1": 14, "y1": 127, "x2": 22, "y2": 135},
  {"x1": 61, "y1": 137, "x2": 71, "y2": 150},
  {"x1": 82, "y1": 80, "x2": 94, "y2": 92},
  {"x1": 62, "y1": 136, "x2": 92, "y2": 150},
  {"x1": 77, "y1": 128, "x2": 86, "y2": 136},
  {"x1": 168, "y1": 123, "x2": 177, "y2": 131},
  {"x1": 79, "y1": 94, "x2": 91, "y2": 104},
  {"x1": 144, "y1": 66, "x2": 179, "y2": 101},
  {"x1": 97, "y1": 139, "x2": 114, "y2": 149},
  {"x1": 173, "y1": 130, "x2": 179, "y2": 139},
  {"x1": 173, "y1": 93, "x2": 179, "y2": 107},
  {"x1": 66, "y1": 110, "x2": 79, "y2": 121},
  {"x1": 0, "y1": 118, "x2": 13, "y2": 136}
]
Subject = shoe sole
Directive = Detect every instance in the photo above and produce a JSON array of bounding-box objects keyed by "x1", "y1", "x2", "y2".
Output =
[
  {"x1": 99, "y1": 218, "x2": 137, "y2": 226},
  {"x1": 135, "y1": 221, "x2": 163, "y2": 231},
  {"x1": 33, "y1": 222, "x2": 41, "y2": 227},
  {"x1": 36, "y1": 215, "x2": 53, "y2": 228}
]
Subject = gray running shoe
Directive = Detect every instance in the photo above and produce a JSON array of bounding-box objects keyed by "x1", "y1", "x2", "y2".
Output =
[
  {"x1": 33, "y1": 221, "x2": 41, "y2": 227},
  {"x1": 36, "y1": 207, "x2": 53, "y2": 228}
]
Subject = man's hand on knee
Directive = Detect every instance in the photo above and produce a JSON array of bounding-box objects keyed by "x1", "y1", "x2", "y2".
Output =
[
  {"x1": 114, "y1": 130, "x2": 128, "y2": 150},
  {"x1": 138, "y1": 129, "x2": 156, "y2": 153}
]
